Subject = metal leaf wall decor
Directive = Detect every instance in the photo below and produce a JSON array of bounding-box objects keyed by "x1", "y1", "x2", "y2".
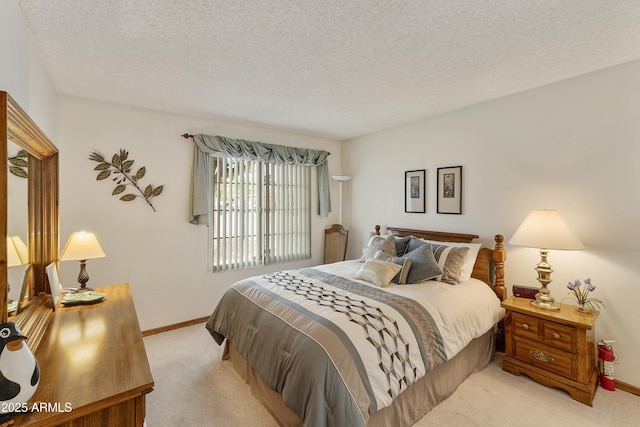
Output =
[
  {"x1": 8, "y1": 149, "x2": 29, "y2": 178},
  {"x1": 89, "y1": 149, "x2": 164, "y2": 212}
]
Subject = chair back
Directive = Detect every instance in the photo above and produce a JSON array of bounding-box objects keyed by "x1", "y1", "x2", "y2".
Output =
[{"x1": 323, "y1": 224, "x2": 349, "y2": 264}]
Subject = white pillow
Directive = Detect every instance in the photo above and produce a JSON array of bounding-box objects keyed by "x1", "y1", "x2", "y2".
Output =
[
  {"x1": 421, "y1": 239, "x2": 481, "y2": 282},
  {"x1": 360, "y1": 234, "x2": 396, "y2": 262},
  {"x1": 355, "y1": 259, "x2": 402, "y2": 287},
  {"x1": 373, "y1": 249, "x2": 414, "y2": 284}
]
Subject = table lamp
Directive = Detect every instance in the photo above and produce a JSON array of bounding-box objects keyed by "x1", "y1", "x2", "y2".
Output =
[
  {"x1": 7, "y1": 236, "x2": 28, "y2": 295},
  {"x1": 509, "y1": 209, "x2": 584, "y2": 310},
  {"x1": 60, "y1": 231, "x2": 106, "y2": 292},
  {"x1": 7, "y1": 236, "x2": 28, "y2": 268}
]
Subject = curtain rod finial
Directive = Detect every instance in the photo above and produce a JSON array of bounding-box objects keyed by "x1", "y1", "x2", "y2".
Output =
[{"x1": 182, "y1": 133, "x2": 194, "y2": 139}]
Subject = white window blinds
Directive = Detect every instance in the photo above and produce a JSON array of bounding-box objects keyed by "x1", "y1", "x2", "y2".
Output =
[{"x1": 210, "y1": 156, "x2": 311, "y2": 271}]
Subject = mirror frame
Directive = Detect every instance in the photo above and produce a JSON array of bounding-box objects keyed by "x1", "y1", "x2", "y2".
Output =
[{"x1": 1, "y1": 91, "x2": 59, "y2": 323}]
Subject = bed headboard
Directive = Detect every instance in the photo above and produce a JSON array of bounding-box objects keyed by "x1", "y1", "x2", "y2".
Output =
[{"x1": 375, "y1": 225, "x2": 506, "y2": 301}]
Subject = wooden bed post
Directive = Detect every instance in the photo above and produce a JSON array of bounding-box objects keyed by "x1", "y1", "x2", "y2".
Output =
[
  {"x1": 493, "y1": 235, "x2": 506, "y2": 301},
  {"x1": 493, "y1": 234, "x2": 507, "y2": 352}
]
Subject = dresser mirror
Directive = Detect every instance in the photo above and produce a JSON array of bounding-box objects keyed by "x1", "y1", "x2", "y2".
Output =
[
  {"x1": 7, "y1": 138, "x2": 29, "y2": 302},
  {"x1": 1, "y1": 91, "x2": 59, "y2": 324}
]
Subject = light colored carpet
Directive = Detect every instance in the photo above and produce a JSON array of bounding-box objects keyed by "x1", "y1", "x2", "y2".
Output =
[{"x1": 144, "y1": 323, "x2": 638, "y2": 426}]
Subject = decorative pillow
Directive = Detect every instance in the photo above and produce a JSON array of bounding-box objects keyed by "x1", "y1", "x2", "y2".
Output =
[
  {"x1": 402, "y1": 244, "x2": 443, "y2": 284},
  {"x1": 397, "y1": 258, "x2": 412, "y2": 284},
  {"x1": 355, "y1": 259, "x2": 403, "y2": 287},
  {"x1": 360, "y1": 235, "x2": 397, "y2": 262},
  {"x1": 419, "y1": 239, "x2": 481, "y2": 282},
  {"x1": 406, "y1": 237, "x2": 469, "y2": 285},
  {"x1": 405, "y1": 236, "x2": 426, "y2": 253},
  {"x1": 432, "y1": 244, "x2": 469, "y2": 285},
  {"x1": 373, "y1": 249, "x2": 413, "y2": 284},
  {"x1": 393, "y1": 235, "x2": 412, "y2": 257}
]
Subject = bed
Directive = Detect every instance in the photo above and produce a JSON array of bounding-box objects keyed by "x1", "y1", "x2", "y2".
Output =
[{"x1": 206, "y1": 225, "x2": 506, "y2": 426}]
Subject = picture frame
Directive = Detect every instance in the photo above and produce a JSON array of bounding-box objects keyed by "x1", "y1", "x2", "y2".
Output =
[
  {"x1": 46, "y1": 262, "x2": 63, "y2": 310},
  {"x1": 437, "y1": 166, "x2": 462, "y2": 214},
  {"x1": 405, "y1": 169, "x2": 426, "y2": 213}
]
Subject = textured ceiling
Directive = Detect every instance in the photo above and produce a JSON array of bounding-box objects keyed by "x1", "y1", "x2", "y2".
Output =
[{"x1": 16, "y1": 0, "x2": 640, "y2": 140}]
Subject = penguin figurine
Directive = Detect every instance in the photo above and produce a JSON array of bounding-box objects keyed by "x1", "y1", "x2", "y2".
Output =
[{"x1": 0, "y1": 322, "x2": 40, "y2": 426}]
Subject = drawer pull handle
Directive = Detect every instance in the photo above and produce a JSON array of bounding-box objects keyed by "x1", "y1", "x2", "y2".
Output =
[
  {"x1": 522, "y1": 323, "x2": 530, "y2": 330},
  {"x1": 530, "y1": 350, "x2": 555, "y2": 363},
  {"x1": 553, "y1": 332, "x2": 561, "y2": 339}
]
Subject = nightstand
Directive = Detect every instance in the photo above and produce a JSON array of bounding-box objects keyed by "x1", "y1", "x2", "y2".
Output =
[{"x1": 501, "y1": 296, "x2": 599, "y2": 406}]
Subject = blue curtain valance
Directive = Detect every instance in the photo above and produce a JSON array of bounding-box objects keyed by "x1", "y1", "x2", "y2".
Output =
[{"x1": 189, "y1": 134, "x2": 331, "y2": 224}]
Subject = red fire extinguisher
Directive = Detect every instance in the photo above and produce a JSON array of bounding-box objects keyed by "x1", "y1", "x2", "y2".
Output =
[{"x1": 598, "y1": 340, "x2": 617, "y2": 391}]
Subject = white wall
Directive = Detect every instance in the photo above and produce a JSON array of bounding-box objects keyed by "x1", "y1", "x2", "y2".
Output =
[
  {"x1": 1, "y1": 0, "x2": 58, "y2": 299},
  {"x1": 56, "y1": 96, "x2": 343, "y2": 331},
  {"x1": 0, "y1": 1, "x2": 57, "y2": 137},
  {"x1": 343, "y1": 60, "x2": 640, "y2": 387}
]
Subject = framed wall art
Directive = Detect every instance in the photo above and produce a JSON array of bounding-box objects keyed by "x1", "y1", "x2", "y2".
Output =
[
  {"x1": 437, "y1": 166, "x2": 462, "y2": 214},
  {"x1": 405, "y1": 169, "x2": 426, "y2": 213}
]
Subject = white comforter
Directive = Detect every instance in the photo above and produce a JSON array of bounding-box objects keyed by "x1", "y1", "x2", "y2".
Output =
[{"x1": 315, "y1": 260, "x2": 505, "y2": 359}]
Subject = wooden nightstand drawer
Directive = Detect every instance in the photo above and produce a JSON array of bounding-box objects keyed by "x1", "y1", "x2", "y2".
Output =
[
  {"x1": 514, "y1": 337, "x2": 576, "y2": 379},
  {"x1": 512, "y1": 312, "x2": 539, "y2": 341},
  {"x1": 543, "y1": 321, "x2": 576, "y2": 353},
  {"x1": 501, "y1": 296, "x2": 599, "y2": 406}
]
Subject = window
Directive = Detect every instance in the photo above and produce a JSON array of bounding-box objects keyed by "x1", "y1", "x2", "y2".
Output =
[{"x1": 210, "y1": 156, "x2": 311, "y2": 271}]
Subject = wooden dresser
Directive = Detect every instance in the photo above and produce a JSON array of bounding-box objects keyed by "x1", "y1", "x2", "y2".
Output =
[
  {"x1": 12, "y1": 283, "x2": 154, "y2": 426},
  {"x1": 501, "y1": 296, "x2": 599, "y2": 406}
]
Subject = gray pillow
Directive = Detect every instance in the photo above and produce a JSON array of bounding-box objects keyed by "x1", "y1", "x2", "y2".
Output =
[
  {"x1": 403, "y1": 244, "x2": 443, "y2": 284},
  {"x1": 406, "y1": 236, "x2": 428, "y2": 253},
  {"x1": 394, "y1": 236, "x2": 411, "y2": 256},
  {"x1": 407, "y1": 237, "x2": 469, "y2": 285}
]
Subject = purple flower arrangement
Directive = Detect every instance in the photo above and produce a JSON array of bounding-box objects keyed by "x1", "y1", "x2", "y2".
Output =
[{"x1": 567, "y1": 278, "x2": 605, "y2": 312}]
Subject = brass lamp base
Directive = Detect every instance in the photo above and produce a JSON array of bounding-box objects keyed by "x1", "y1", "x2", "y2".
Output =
[
  {"x1": 73, "y1": 259, "x2": 94, "y2": 293},
  {"x1": 530, "y1": 295, "x2": 560, "y2": 311},
  {"x1": 530, "y1": 248, "x2": 561, "y2": 311}
]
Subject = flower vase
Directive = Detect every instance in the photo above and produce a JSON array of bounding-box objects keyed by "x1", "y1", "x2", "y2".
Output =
[{"x1": 577, "y1": 303, "x2": 591, "y2": 313}]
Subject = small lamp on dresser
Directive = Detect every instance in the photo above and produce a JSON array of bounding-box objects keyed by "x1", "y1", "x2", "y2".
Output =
[
  {"x1": 509, "y1": 209, "x2": 584, "y2": 311},
  {"x1": 7, "y1": 236, "x2": 28, "y2": 270},
  {"x1": 60, "y1": 231, "x2": 106, "y2": 292}
]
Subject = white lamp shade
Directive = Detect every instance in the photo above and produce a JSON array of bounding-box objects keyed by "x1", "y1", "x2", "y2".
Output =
[
  {"x1": 509, "y1": 209, "x2": 585, "y2": 250},
  {"x1": 7, "y1": 236, "x2": 29, "y2": 267},
  {"x1": 60, "y1": 232, "x2": 106, "y2": 261}
]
